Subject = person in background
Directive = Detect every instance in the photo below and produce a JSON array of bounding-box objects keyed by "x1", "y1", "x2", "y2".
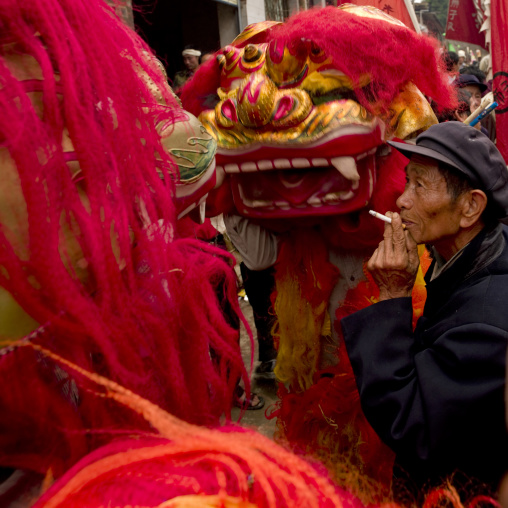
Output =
[
  {"x1": 477, "y1": 55, "x2": 496, "y2": 142},
  {"x1": 456, "y1": 73, "x2": 487, "y2": 111},
  {"x1": 224, "y1": 215, "x2": 279, "y2": 381},
  {"x1": 433, "y1": 89, "x2": 477, "y2": 128},
  {"x1": 460, "y1": 65, "x2": 487, "y2": 85},
  {"x1": 173, "y1": 45, "x2": 201, "y2": 92},
  {"x1": 200, "y1": 52, "x2": 215, "y2": 65},
  {"x1": 443, "y1": 51, "x2": 459, "y2": 82},
  {"x1": 455, "y1": 73, "x2": 490, "y2": 136},
  {"x1": 480, "y1": 54, "x2": 491, "y2": 77},
  {"x1": 240, "y1": 263, "x2": 277, "y2": 380},
  {"x1": 457, "y1": 49, "x2": 466, "y2": 68}
]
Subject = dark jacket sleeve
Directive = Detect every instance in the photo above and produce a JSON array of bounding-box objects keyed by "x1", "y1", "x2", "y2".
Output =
[{"x1": 341, "y1": 297, "x2": 508, "y2": 478}]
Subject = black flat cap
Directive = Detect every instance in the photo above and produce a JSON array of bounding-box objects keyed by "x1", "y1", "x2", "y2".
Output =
[
  {"x1": 456, "y1": 73, "x2": 488, "y2": 93},
  {"x1": 388, "y1": 122, "x2": 508, "y2": 223}
]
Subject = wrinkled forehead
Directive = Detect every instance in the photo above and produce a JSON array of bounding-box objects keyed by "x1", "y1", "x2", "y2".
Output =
[{"x1": 405, "y1": 154, "x2": 443, "y2": 179}]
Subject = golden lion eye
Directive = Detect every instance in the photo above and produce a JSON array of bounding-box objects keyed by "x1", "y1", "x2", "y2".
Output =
[{"x1": 243, "y1": 44, "x2": 262, "y2": 63}]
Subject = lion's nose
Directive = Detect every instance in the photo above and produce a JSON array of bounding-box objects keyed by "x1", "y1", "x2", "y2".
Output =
[
  {"x1": 236, "y1": 73, "x2": 312, "y2": 130},
  {"x1": 236, "y1": 73, "x2": 277, "y2": 128}
]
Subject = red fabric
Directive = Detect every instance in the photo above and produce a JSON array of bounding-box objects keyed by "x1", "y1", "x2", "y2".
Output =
[
  {"x1": 445, "y1": 0, "x2": 486, "y2": 48},
  {"x1": 491, "y1": 0, "x2": 508, "y2": 162},
  {"x1": 322, "y1": 147, "x2": 409, "y2": 252},
  {"x1": 179, "y1": 56, "x2": 222, "y2": 119},
  {"x1": 205, "y1": 180, "x2": 236, "y2": 217},
  {"x1": 338, "y1": 0, "x2": 417, "y2": 31},
  {"x1": 176, "y1": 216, "x2": 217, "y2": 241}
]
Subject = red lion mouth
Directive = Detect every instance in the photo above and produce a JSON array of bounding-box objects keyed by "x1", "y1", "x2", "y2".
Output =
[{"x1": 215, "y1": 123, "x2": 383, "y2": 218}]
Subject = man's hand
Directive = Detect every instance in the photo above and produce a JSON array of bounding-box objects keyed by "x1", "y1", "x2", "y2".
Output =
[{"x1": 367, "y1": 212, "x2": 420, "y2": 301}]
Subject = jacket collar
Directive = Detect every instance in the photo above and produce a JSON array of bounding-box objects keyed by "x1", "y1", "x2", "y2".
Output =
[{"x1": 424, "y1": 223, "x2": 505, "y2": 309}]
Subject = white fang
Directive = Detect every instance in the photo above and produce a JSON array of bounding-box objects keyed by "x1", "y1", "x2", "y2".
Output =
[{"x1": 330, "y1": 156, "x2": 359, "y2": 181}]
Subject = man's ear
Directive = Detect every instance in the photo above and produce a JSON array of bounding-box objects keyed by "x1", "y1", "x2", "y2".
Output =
[{"x1": 460, "y1": 189, "x2": 488, "y2": 228}]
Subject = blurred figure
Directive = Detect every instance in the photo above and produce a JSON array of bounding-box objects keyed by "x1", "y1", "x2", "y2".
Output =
[
  {"x1": 201, "y1": 52, "x2": 215, "y2": 65},
  {"x1": 455, "y1": 73, "x2": 490, "y2": 136},
  {"x1": 444, "y1": 51, "x2": 460, "y2": 80},
  {"x1": 480, "y1": 54, "x2": 491, "y2": 77},
  {"x1": 456, "y1": 73, "x2": 487, "y2": 112},
  {"x1": 460, "y1": 65, "x2": 487, "y2": 85},
  {"x1": 434, "y1": 89, "x2": 476, "y2": 126},
  {"x1": 173, "y1": 45, "x2": 201, "y2": 91},
  {"x1": 458, "y1": 49, "x2": 466, "y2": 68}
]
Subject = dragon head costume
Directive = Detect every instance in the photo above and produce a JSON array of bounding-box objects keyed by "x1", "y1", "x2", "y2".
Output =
[
  {"x1": 181, "y1": 4, "x2": 455, "y2": 496},
  {"x1": 182, "y1": 4, "x2": 455, "y2": 229}
]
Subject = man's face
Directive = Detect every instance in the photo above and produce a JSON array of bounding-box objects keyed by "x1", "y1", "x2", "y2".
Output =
[
  {"x1": 463, "y1": 84, "x2": 482, "y2": 111},
  {"x1": 396, "y1": 155, "x2": 465, "y2": 252},
  {"x1": 183, "y1": 55, "x2": 199, "y2": 72}
]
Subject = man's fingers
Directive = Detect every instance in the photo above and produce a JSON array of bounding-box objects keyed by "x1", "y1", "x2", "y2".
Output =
[
  {"x1": 405, "y1": 230, "x2": 420, "y2": 270},
  {"x1": 367, "y1": 244, "x2": 382, "y2": 272},
  {"x1": 390, "y1": 213, "x2": 407, "y2": 254},
  {"x1": 381, "y1": 212, "x2": 408, "y2": 266},
  {"x1": 382, "y1": 218, "x2": 395, "y2": 259}
]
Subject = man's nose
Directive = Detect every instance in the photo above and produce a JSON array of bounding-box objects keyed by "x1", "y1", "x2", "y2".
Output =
[{"x1": 396, "y1": 188, "x2": 412, "y2": 210}]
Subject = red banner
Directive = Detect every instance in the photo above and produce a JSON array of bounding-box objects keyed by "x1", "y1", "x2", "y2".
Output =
[
  {"x1": 336, "y1": 0, "x2": 418, "y2": 31},
  {"x1": 445, "y1": 0, "x2": 486, "y2": 48},
  {"x1": 491, "y1": 0, "x2": 508, "y2": 162}
]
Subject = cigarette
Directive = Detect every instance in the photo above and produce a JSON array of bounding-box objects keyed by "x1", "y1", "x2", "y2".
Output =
[{"x1": 369, "y1": 210, "x2": 406, "y2": 229}]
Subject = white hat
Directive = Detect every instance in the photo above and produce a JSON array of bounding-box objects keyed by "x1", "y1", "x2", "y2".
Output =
[{"x1": 458, "y1": 50, "x2": 466, "y2": 58}]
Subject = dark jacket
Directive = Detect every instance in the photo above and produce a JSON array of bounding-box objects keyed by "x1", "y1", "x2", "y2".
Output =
[{"x1": 341, "y1": 224, "x2": 508, "y2": 488}]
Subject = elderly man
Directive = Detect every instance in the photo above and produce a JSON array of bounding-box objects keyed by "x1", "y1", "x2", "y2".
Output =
[
  {"x1": 341, "y1": 122, "x2": 508, "y2": 491},
  {"x1": 173, "y1": 45, "x2": 201, "y2": 91}
]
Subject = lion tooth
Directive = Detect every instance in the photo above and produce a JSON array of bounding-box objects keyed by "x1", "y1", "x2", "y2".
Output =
[
  {"x1": 257, "y1": 160, "x2": 273, "y2": 170},
  {"x1": 311, "y1": 158, "x2": 328, "y2": 167},
  {"x1": 224, "y1": 163, "x2": 240, "y2": 173},
  {"x1": 338, "y1": 190, "x2": 354, "y2": 200},
  {"x1": 250, "y1": 199, "x2": 272, "y2": 207},
  {"x1": 198, "y1": 201, "x2": 206, "y2": 222},
  {"x1": 291, "y1": 158, "x2": 310, "y2": 168},
  {"x1": 240, "y1": 161, "x2": 257, "y2": 172},
  {"x1": 322, "y1": 193, "x2": 340, "y2": 204},
  {"x1": 330, "y1": 156, "x2": 359, "y2": 181},
  {"x1": 274, "y1": 159, "x2": 291, "y2": 169},
  {"x1": 215, "y1": 165, "x2": 225, "y2": 188}
]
